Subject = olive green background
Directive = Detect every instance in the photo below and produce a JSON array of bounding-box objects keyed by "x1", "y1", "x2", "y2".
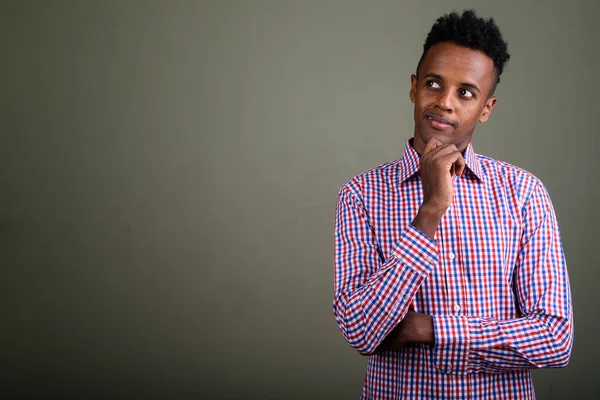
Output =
[{"x1": 2, "y1": 1, "x2": 598, "y2": 399}]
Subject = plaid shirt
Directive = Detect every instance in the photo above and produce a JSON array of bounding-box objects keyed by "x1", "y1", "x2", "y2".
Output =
[{"x1": 333, "y1": 140, "x2": 573, "y2": 399}]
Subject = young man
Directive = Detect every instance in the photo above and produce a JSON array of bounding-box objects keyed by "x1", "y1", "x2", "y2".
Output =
[{"x1": 333, "y1": 10, "x2": 573, "y2": 399}]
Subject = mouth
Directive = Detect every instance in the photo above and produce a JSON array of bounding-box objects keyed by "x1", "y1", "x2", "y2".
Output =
[{"x1": 425, "y1": 113, "x2": 456, "y2": 130}]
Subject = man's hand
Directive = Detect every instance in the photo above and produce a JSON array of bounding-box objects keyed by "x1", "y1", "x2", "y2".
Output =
[
  {"x1": 377, "y1": 311, "x2": 435, "y2": 351},
  {"x1": 413, "y1": 138, "x2": 466, "y2": 239}
]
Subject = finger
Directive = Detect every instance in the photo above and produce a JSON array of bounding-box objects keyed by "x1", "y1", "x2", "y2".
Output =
[
  {"x1": 423, "y1": 138, "x2": 443, "y2": 155},
  {"x1": 424, "y1": 143, "x2": 457, "y2": 161},
  {"x1": 429, "y1": 143, "x2": 459, "y2": 159},
  {"x1": 454, "y1": 154, "x2": 466, "y2": 176},
  {"x1": 438, "y1": 151, "x2": 465, "y2": 173}
]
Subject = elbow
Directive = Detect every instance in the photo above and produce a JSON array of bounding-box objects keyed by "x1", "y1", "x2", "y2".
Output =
[
  {"x1": 339, "y1": 323, "x2": 379, "y2": 356},
  {"x1": 539, "y1": 318, "x2": 573, "y2": 369},
  {"x1": 555, "y1": 352, "x2": 572, "y2": 368},
  {"x1": 539, "y1": 339, "x2": 571, "y2": 369},
  {"x1": 544, "y1": 345, "x2": 572, "y2": 369},
  {"x1": 349, "y1": 340, "x2": 379, "y2": 357},
  {"x1": 551, "y1": 316, "x2": 574, "y2": 368},
  {"x1": 551, "y1": 332, "x2": 573, "y2": 368},
  {"x1": 333, "y1": 304, "x2": 379, "y2": 356},
  {"x1": 355, "y1": 341, "x2": 378, "y2": 356}
]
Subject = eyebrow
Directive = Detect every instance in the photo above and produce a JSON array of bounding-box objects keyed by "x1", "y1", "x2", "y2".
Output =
[{"x1": 423, "y1": 73, "x2": 481, "y2": 93}]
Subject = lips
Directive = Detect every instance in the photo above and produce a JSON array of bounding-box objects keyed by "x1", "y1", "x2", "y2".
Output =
[{"x1": 425, "y1": 113, "x2": 455, "y2": 129}]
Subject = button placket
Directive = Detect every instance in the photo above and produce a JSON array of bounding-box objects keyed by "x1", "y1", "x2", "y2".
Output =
[{"x1": 440, "y1": 205, "x2": 459, "y2": 315}]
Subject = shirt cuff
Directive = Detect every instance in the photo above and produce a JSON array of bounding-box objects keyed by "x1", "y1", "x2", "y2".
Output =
[
  {"x1": 432, "y1": 315, "x2": 470, "y2": 375},
  {"x1": 391, "y1": 223, "x2": 438, "y2": 276}
]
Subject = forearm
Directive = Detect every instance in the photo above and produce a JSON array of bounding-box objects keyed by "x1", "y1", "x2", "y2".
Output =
[
  {"x1": 468, "y1": 312, "x2": 572, "y2": 371},
  {"x1": 377, "y1": 311, "x2": 435, "y2": 351},
  {"x1": 334, "y1": 184, "x2": 442, "y2": 356},
  {"x1": 360, "y1": 207, "x2": 442, "y2": 353},
  {"x1": 433, "y1": 182, "x2": 573, "y2": 374},
  {"x1": 338, "y1": 206, "x2": 445, "y2": 354},
  {"x1": 334, "y1": 235, "x2": 435, "y2": 355},
  {"x1": 431, "y1": 312, "x2": 573, "y2": 375},
  {"x1": 412, "y1": 204, "x2": 444, "y2": 240}
]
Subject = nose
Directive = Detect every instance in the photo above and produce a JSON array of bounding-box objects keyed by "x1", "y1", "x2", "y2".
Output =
[{"x1": 436, "y1": 89, "x2": 454, "y2": 112}]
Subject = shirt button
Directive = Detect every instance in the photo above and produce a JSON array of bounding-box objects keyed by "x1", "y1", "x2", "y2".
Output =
[
  {"x1": 449, "y1": 251, "x2": 455, "y2": 260},
  {"x1": 454, "y1": 304, "x2": 461, "y2": 312}
]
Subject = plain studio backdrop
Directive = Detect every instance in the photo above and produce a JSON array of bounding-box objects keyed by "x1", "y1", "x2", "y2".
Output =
[{"x1": 2, "y1": 1, "x2": 599, "y2": 399}]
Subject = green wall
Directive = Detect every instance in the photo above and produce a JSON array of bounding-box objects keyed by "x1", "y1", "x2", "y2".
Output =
[{"x1": 2, "y1": 1, "x2": 598, "y2": 398}]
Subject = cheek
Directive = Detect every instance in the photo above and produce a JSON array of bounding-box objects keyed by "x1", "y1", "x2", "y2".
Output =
[
  {"x1": 461, "y1": 106, "x2": 484, "y2": 123},
  {"x1": 416, "y1": 92, "x2": 435, "y2": 109}
]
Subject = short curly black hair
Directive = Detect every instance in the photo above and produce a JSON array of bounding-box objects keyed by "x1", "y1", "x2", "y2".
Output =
[{"x1": 417, "y1": 9, "x2": 510, "y2": 95}]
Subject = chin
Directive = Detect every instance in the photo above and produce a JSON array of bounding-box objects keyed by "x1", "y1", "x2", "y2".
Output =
[{"x1": 422, "y1": 130, "x2": 454, "y2": 143}]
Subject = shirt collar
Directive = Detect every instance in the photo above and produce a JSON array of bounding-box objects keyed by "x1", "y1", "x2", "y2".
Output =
[{"x1": 397, "y1": 139, "x2": 485, "y2": 184}]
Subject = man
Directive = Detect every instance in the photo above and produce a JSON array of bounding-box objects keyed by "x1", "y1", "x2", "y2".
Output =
[{"x1": 333, "y1": 9, "x2": 573, "y2": 400}]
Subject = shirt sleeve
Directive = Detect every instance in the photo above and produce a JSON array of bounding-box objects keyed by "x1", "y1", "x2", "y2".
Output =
[
  {"x1": 333, "y1": 182, "x2": 438, "y2": 355},
  {"x1": 430, "y1": 181, "x2": 573, "y2": 375}
]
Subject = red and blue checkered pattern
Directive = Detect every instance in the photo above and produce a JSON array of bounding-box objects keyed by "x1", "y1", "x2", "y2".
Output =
[{"x1": 333, "y1": 140, "x2": 573, "y2": 399}]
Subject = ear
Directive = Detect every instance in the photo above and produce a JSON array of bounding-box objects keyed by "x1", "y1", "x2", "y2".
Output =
[
  {"x1": 479, "y1": 96, "x2": 497, "y2": 123},
  {"x1": 410, "y1": 74, "x2": 417, "y2": 103}
]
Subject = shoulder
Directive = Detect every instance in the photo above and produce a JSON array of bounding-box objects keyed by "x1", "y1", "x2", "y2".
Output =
[
  {"x1": 478, "y1": 154, "x2": 541, "y2": 185},
  {"x1": 477, "y1": 154, "x2": 551, "y2": 208},
  {"x1": 338, "y1": 158, "x2": 402, "y2": 200}
]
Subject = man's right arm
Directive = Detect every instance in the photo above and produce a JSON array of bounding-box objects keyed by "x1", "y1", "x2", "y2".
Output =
[
  {"x1": 334, "y1": 139, "x2": 465, "y2": 355},
  {"x1": 333, "y1": 183, "x2": 438, "y2": 355}
]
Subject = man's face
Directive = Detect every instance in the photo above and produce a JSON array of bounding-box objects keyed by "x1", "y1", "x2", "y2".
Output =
[{"x1": 410, "y1": 42, "x2": 498, "y2": 155}]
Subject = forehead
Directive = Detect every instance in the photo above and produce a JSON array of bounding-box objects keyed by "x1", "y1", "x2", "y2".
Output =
[{"x1": 419, "y1": 42, "x2": 495, "y2": 85}]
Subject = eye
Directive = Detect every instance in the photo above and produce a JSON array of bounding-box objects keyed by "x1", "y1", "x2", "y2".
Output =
[
  {"x1": 426, "y1": 80, "x2": 441, "y2": 89},
  {"x1": 460, "y1": 88, "x2": 474, "y2": 99}
]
